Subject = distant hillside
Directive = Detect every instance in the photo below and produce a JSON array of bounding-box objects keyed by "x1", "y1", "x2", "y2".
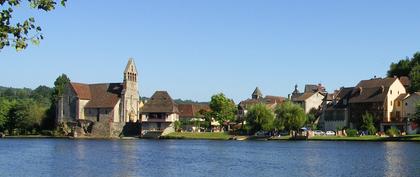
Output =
[
  {"x1": 173, "y1": 99, "x2": 208, "y2": 105},
  {"x1": 140, "y1": 96, "x2": 207, "y2": 104},
  {"x1": 0, "y1": 85, "x2": 53, "y2": 106}
]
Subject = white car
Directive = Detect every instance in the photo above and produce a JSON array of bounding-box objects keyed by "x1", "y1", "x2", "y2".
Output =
[
  {"x1": 325, "y1": 131, "x2": 336, "y2": 136},
  {"x1": 313, "y1": 130, "x2": 325, "y2": 136}
]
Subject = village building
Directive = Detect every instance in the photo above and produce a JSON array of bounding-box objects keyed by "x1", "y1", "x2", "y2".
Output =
[
  {"x1": 237, "y1": 87, "x2": 286, "y2": 121},
  {"x1": 290, "y1": 84, "x2": 325, "y2": 114},
  {"x1": 140, "y1": 91, "x2": 179, "y2": 137},
  {"x1": 348, "y1": 77, "x2": 407, "y2": 131},
  {"x1": 178, "y1": 103, "x2": 211, "y2": 132},
  {"x1": 56, "y1": 59, "x2": 140, "y2": 137},
  {"x1": 319, "y1": 87, "x2": 354, "y2": 131},
  {"x1": 401, "y1": 92, "x2": 420, "y2": 134}
]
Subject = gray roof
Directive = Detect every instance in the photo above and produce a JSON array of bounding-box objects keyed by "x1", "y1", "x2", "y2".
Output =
[{"x1": 252, "y1": 87, "x2": 263, "y2": 98}]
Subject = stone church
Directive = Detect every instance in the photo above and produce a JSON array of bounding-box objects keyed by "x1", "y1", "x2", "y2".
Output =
[{"x1": 56, "y1": 59, "x2": 140, "y2": 137}]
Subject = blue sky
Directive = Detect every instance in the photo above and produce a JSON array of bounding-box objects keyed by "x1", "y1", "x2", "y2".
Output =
[{"x1": 1, "y1": 0, "x2": 420, "y2": 102}]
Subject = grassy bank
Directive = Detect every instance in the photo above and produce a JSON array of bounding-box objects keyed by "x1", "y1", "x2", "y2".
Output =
[
  {"x1": 309, "y1": 135, "x2": 420, "y2": 142},
  {"x1": 162, "y1": 132, "x2": 232, "y2": 140}
]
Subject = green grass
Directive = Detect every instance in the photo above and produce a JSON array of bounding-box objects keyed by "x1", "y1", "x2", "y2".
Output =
[
  {"x1": 163, "y1": 132, "x2": 232, "y2": 140},
  {"x1": 309, "y1": 135, "x2": 420, "y2": 141}
]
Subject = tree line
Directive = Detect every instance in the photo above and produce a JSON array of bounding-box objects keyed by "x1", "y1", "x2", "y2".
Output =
[{"x1": 0, "y1": 74, "x2": 70, "y2": 135}]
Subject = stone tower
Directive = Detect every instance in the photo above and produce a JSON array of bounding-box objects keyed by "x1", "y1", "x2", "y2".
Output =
[
  {"x1": 252, "y1": 87, "x2": 263, "y2": 100},
  {"x1": 122, "y1": 58, "x2": 140, "y2": 122}
]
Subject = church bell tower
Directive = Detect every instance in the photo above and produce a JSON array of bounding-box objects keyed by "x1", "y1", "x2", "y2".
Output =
[{"x1": 122, "y1": 58, "x2": 140, "y2": 122}]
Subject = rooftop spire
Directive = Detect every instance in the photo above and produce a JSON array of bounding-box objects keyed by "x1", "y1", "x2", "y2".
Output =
[{"x1": 252, "y1": 87, "x2": 263, "y2": 99}]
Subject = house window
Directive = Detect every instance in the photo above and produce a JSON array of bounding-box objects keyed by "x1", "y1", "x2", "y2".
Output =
[
  {"x1": 390, "y1": 90, "x2": 392, "y2": 95},
  {"x1": 390, "y1": 101, "x2": 393, "y2": 106},
  {"x1": 405, "y1": 102, "x2": 408, "y2": 106},
  {"x1": 397, "y1": 101, "x2": 401, "y2": 107},
  {"x1": 105, "y1": 110, "x2": 109, "y2": 114}
]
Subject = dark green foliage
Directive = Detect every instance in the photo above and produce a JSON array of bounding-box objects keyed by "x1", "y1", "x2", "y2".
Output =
[
  {"x1": 0, "y1": 0, "x2": 66, "y2": 51},
  {"x1": 173, "y1": 99, "x2": 208, "y2": 104},
  {"x1": 387, "y1": 52, "x2": 420, "y2": 92},
  {"x1": 0, "y1": 74, "x2": 70, "y2": 134},
  {"x1": 387, "y1": 58, "x2": 412, "y2": 78},
  {"x1": 275, "y1": 101, "x2": 306, "y2": 136},
  {"x1": 245, "y1": 103, "x2": 275, "y2": 134},
  {"x1": 209, "y1": 93, "x2": 237, "y2": 129},
  {"x1": 5, "y1": 99, "x2": 46, "y2": 135},
  {"x1": 52, "y1": 74, "x2": 70, "y2": 100},
  {"x1": 409, "y1": 64, "x2": 420, "y2": 92},
  {"x1": 361, "y1": 112, "x2": 377, "y2": 135},
  {"x1": 346, "y1": 129, "x2": 358, "y2": 137}
]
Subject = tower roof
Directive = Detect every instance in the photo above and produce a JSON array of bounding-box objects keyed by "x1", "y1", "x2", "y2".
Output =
[
  {"x1": 252, "y1": 87, "x2": 263, "y2": 98},
  {"x1": 124, "y1": 58, "x2": 137, "y2": 73}
]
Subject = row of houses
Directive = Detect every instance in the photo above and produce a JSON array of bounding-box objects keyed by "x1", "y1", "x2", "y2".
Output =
[
  {"x1": 56, "y1": 59, "x2": 216, "y2": 138},
  {"x1": 56, "y1": 59, "x2": 419, "y2": 138},
  {"x1": 319, "y1": 76, "x2": 419, "y2": 134}
]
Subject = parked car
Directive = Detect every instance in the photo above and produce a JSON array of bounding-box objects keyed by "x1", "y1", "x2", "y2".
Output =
[
  {"x1": 313, "y1": 130, "x2": 325, "y2": 136},
  {"x1": 255, "y1": 131, "x2": 269, "y2": 137},
  {"x1": 325, "y1": 131, "x2": 336, "y2": 136}
]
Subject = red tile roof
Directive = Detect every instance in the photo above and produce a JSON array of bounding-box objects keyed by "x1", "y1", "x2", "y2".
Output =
[
  {"x1": 70, "y1": 82, "x2": 123, "y2": 108},
  {"x1": 178, "y1": 104, "x2": 210, "y2": 118}
]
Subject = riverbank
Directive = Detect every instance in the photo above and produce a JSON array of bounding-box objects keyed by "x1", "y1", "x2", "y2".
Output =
[
  {"x1": 161, "y1": 132, "x2": 232, "y2": 140},
  {"x1": 161, "y1": 132, "x2": 420, "y2": 142},
  {"x1": 3, "y1": 133, "x2": 420, "y2": 142}
]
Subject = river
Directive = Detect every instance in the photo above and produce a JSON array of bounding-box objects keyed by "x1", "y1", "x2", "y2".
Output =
[{"x1": 0, "y1": 139, "x2": 419, "y2": 177}]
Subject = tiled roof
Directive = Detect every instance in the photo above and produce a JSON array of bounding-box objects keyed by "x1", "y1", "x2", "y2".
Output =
[
  {"x1": 348, "y1": 77, "x2": 397, "y2": 103},
  {"x1": 293, "y1": 92, "x2": 315, "y2": 101},
  {"x1": 141, "y1": 91, "x2": 178, "y2": 113},
  {"x1": 70, "y1": 83, "x2": 91, "y2": 100},
  {"x1": 84, "y1": 83, "x2": 123, "y2": 108},
  {"x1": 395, "y1": 93, "x2": 409, "y2": 101},
  {"x1": 178, "y1": 104, "x2": 210, "y2": 118},
  {"x1": 70, "y1": 82, "x2": 123, "y2": 108},
  {"x1": 239, "y1": 95, "x2": 285, "y2": 109}
]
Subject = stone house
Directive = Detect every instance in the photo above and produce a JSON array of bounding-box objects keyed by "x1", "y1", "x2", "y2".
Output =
[
  {"x1": 290, "y1": 84, "x2": 325, "y2": 114},
  {"x1": 140, "y1": 91, "x2": 179, "y2": 137},
  {"x1": 178, "y1": 103, "x2": 210, "y2": 132},
  {"x1": 319, "y1": 87, "x2": 354, "y2": 131},
  {"x1": 348, "y1": 77, "x2": 407, "y2": 131},
  {"x1": 56, "y1": 59, "x2": 140, "y2": 137},
  {"x1": 401, "y1": 92, "x2": 420, "y2": 134}
]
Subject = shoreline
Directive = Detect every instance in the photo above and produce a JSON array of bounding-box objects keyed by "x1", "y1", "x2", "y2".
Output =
[{"x1": 2, "y1": 134, "x2": 420, "y2": 142}]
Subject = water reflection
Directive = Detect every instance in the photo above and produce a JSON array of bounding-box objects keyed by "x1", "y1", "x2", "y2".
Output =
[
  {"x1": 0, "y1": 139, "x2": 419, "y2": 177},
  {"x1": 384, "y1": 142, "x2": 407, "y2": 177}
]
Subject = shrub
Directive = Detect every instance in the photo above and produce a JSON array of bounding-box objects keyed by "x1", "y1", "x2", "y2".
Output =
[
  {"x1": 346, "y1": 129, "x2": 358, "y2": 137},
  {"x1": 386, "y1": 127, "x2": 400, "y2": 137}
]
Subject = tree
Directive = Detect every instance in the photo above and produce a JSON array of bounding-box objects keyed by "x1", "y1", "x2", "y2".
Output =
[
  {"x1": 6, "y1": 99, "x2": 45, "y2": 135},
  {"x1": 361, "y1": 112, "x2": 377, "y2": 135},
  {"x1": 31, "y1": 85, "x2": 53, "y2": 107},
  {"x1": 409, "y1": 64, "x2": 420, "y2": 92},
  {"x1": 209, "y1": 93, "x2": 237, "y2": 131},
  {"x1": 43, "y1": 74, "x2": 70, "y2": 129},
  {"x1": 275, "y1": 101, "x2": 306, "y2": 137},
  {"x1": 387, "y1": 58, "x2": 412, "y2": 78},
  {"x1": 52, "y1": 74, "x2": 70, "y2": 100},
  {"x1": 245, "y1": 103, "x2": 275, "y2": 134},
  {"x1": 0, "y1": 98, "x2": 14, "y2": 132},
  {"x1": 386, "y1": 52, "x2": 420, "y2": 92},
  {"x1": 0, "y1": 0, "x2": 66, "y2": 51}
]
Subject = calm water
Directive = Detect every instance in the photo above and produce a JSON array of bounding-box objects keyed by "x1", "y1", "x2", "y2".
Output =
[{"x1": 0, "y1": 139, "x2": 419, "y2": 177}]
